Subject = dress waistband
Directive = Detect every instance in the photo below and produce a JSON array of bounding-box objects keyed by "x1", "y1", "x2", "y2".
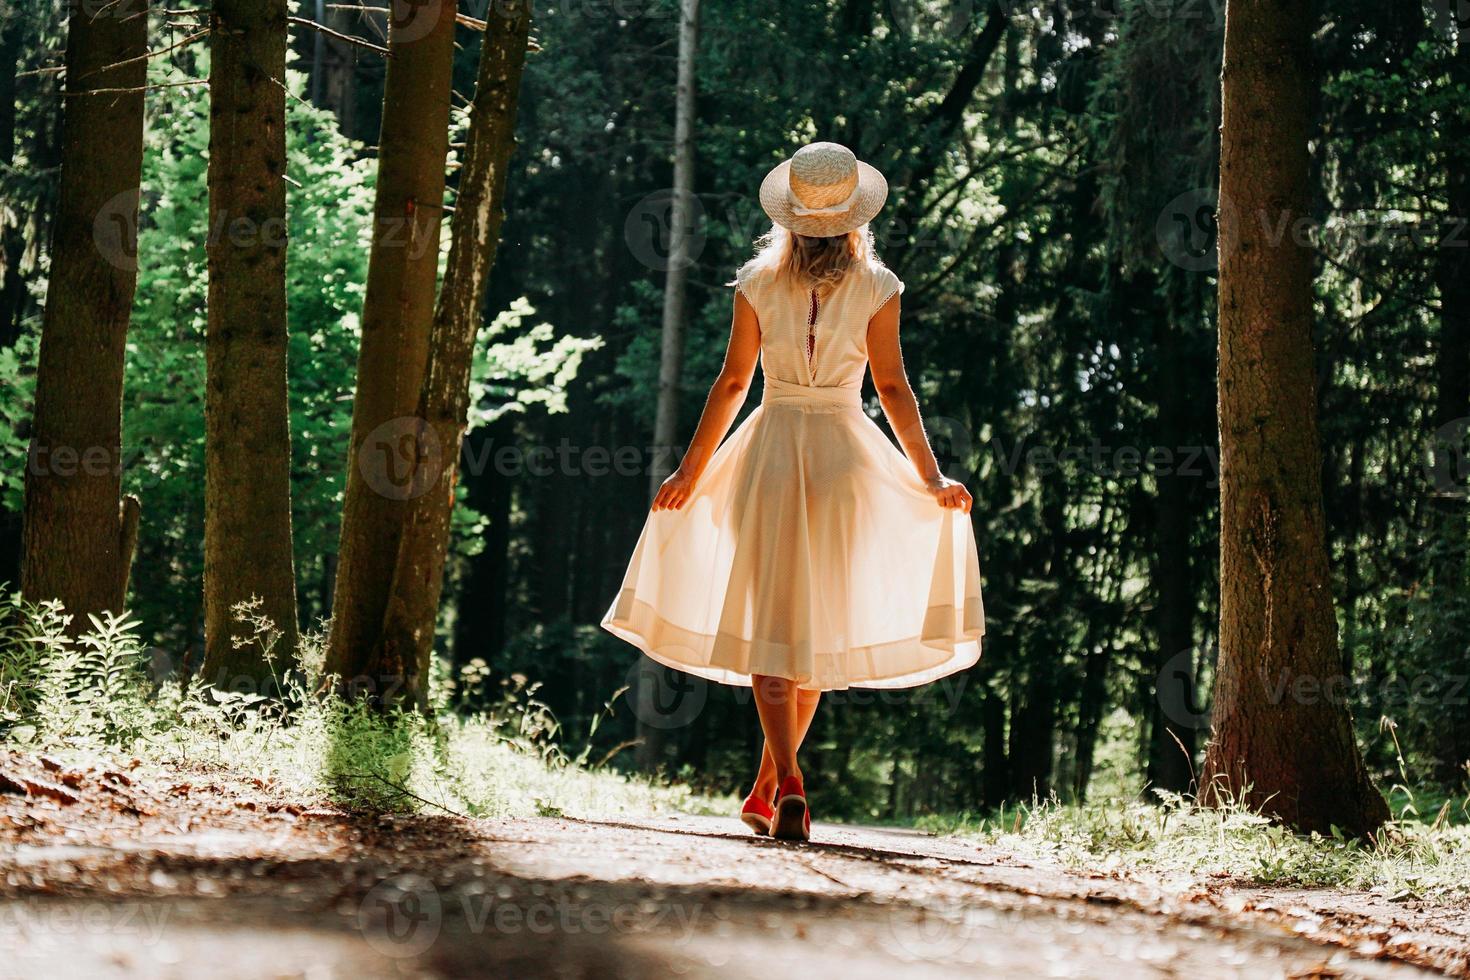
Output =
[{"x1": 761, "y1": 376, "x2": 863, "y2": 409}]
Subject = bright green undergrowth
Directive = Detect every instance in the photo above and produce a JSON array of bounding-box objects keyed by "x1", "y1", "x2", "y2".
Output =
[
  {"x1": 922, "y1": 786, "x2": 1470, "y2": 901},
  {"x1": 0, "y1": 592, "x2": 722, "y2": 822}
]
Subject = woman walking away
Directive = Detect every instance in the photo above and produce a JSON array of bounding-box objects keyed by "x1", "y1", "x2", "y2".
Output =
[{"x1": 602, "y1": 141, "x2": 985, "y2": 842}]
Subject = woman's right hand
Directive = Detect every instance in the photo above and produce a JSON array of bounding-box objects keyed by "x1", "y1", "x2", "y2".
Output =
[
  {"x1": 652, "y1": 467, "x2": 698, "y2": 511},
  {"x1": 925, "y1": 475, "x2": 973, "y2": 513}
]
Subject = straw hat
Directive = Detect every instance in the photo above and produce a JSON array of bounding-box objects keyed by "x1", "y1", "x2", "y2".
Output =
[{"x1": 759, "y1": 141, "x2": 888, "y2": 238}]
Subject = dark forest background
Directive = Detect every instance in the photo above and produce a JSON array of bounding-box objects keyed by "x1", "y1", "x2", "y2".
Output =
[{"x1": 2, "y1": 0, "x2": 1467, "y2": 820}]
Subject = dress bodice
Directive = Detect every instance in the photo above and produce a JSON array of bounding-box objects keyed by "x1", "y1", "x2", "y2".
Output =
[{"x1": 735, "y1": 260, "x2": 905, "y2": 391}]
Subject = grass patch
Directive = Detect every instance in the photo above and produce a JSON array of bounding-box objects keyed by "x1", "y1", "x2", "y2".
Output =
[
  {"x1": 922, "y1": 788, "x2": 1470, "y2": 901},
  {"x1": 0, "y1": 593, "x2": 724, "y2": 823}
]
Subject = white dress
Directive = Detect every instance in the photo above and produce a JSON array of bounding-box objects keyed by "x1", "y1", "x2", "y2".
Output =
[{"x1": 600, "y1": 260, "x2": 985, "y2": 691}]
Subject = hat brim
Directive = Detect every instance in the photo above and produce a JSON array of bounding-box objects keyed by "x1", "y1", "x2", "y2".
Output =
[{"x1": 758, "y1": 158, "x2": 889, "y2": 238}]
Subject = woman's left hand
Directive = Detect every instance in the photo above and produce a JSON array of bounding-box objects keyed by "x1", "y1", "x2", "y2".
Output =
[
  {"x1": 652, "y1": 467, "x2": 698, "y2": 511},
  {"x1": 925, "y1": 475, "x2": 973, "y2": 513}
]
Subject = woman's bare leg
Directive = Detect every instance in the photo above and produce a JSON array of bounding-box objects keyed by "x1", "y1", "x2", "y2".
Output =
[{"x1": 750, "y1": 684, "x2": 820, "y2": 799}]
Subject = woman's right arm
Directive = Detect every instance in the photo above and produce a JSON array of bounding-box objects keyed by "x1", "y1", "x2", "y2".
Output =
[{"x1": 651, "y1": 289, "x2": 762, "y2": 511}]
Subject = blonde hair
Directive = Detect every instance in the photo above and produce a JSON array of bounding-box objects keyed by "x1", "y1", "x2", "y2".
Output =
[{"x1": 733, "y1": 223, "x2": 880, "y2": 293}]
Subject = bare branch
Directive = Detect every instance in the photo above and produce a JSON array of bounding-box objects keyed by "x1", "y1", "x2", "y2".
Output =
[
  {"x1": 76, "y1": 29, "x2": 210, "y2": 83},
  {"x1": 63, "y1": 79, "x2": 208, "y2": 97},
  {"x1": 325, "y1": 2, "x2": 487, "y2": 30},
  {"x1": 287, "y1": 16, "x2": 390, "y2": 56}
]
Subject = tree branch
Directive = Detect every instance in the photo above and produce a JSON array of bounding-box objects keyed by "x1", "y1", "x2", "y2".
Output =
[{"x1": 287, "y1": 16, "x2": 390, "y2": 56}]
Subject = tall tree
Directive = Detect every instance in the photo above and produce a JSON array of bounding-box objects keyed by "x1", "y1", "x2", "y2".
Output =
[
  {"x1": 201, "y1": 0, "x2": 299, "y2": 685},
  {"x1": 324, "y1": 0, "x2": 457, "y2": 692},
  {"x1": 1199, "y1": 0, "x2": 1387, "y2": 836},
  {"x1": 366, "y1": 0, "x2": 534, "y2": 707},
  {"x1": 637, "y1": 0, "x2": 701, "y2": 771},
  {"x1": 21, "y1": 0, "x2": 148, "y2": 626},
  {"x1": 1430, "y1": 19, "x2": 1470, "y2": 780}
]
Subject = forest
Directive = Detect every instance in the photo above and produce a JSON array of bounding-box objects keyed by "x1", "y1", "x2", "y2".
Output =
[{"x1": 1, "y1": 0, "x2": 1469, "y2": 976}]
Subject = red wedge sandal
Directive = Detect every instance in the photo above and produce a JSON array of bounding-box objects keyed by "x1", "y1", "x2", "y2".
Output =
[
  {"x1": 772, "y1": 775, "x2": 810, "y2": 842},
  {"x1": 739, "y1": 793, "x2": 775, "y2": 836}
]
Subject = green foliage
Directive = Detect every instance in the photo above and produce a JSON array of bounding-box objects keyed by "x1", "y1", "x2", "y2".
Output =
[
  {"x1": 118, "y1": 78, "x2": 376, "y2": 643},
  {"x1": 0, "y1": 69, "x2": 601, "y2": 651}
]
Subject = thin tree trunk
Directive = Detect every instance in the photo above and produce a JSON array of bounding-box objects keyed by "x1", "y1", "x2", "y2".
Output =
[
  {"x1": 21, "y1": 0, "x2": 148, "y2": 626},
  {"x1": 980, "y1": 681, "x2": 1009, "y2": 808},
  {"x1": 637, "y1": 0, "x2": 700, "y2": 772},
  {"x1": 1073, "y1": 632, "x2": 1111, "y2": 803},
  {"x1": 367, "y1": 1, "x2": 534, "y2": 709},
  {"x1": 0, "y1": 11, "x2": 26, "y2": 350},
  {"x1": 310, "y1": 0, "x2": 328, "y2": 105},
  {"x1": 1199, "y1": 0, "x2": 1387, "y2": 836},
  {"x1": 454, "y1": 418, "x2": 515, "y2": 663},
  {"x1": 0, "y1": 11, "x2": 28, "y2": 587},
  {"x1": 1148, "y1": 312, "x2": 1199, "y2": 796},
  {"x1": 324, "y1": 0, "x2": 456, "y2": 692},
  {"x1": 202, "y1": 0, "x2": 299, "y2": 685},
  {"x1": 1430, "y1": 23, "x2": 1470, "y2": 781}
]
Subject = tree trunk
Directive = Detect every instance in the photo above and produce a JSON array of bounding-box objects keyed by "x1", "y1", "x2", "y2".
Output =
[
  {"x1": 366, "y1": 1, "x2": 533, "y2": 709},
  {"x1": 454, "y1": 420, "x2": 515, "y2": 664},
  {"x1": 202, "y1": 0, "x2": 299, "y2": 686},
  {"x1": 980, "y1": 682, "x2": 1009, "y2": 808},
  {"x1": 1148, "y1": 314, "x2": 1199, "y2": 796},
  {"x1": 324, "y1": 0, "x2": 456, "y2": 692},
  {"x1": 21, "y1": 0, "x2": 148, "y2": 627},
  {"x1": 637, "y1": 0, "x2": 700, "y2": 772},
  {"x1": 648, "y1": 0, "x2": 700, "y2": 499},
  {"x1": 0, "y1": 10, "x2": 26, "y2": 350},
  {"x1": 1430, "y1": 24, "x2": 1470, "y2": 781},
  {"x1": 1199, "y1": 0, "x2": 1387, "y2": 836}
]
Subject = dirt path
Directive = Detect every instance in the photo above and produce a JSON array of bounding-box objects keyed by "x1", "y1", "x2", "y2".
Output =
[{"x1": 2, "y1": 754, "x2": 1467, "y2": 978}]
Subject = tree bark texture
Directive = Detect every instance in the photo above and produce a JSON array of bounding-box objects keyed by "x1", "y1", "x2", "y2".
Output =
[
  {"x1": 324, "y1": 0, "x2": 457, "y2": 690},
  {"x1": 636, "y1": 0, "x2": 701, "y2": 772},
  {"x1": 202, "y1": 0, "x2": 300, "y2": 685},
  {"x1": 365, "y1": 1, "x2": 533, "y2": 708},
  {"x1": 21, "y1": 0, "x2": 148, "y2": 629},
  {"x1": 1199, "y1": 0, "x2": 1387, "y2": 837}
]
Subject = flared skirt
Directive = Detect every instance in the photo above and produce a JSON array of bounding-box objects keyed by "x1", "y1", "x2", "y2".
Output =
[{"x1": 600, "y1": 399, "x2": 985, "y2": 691}]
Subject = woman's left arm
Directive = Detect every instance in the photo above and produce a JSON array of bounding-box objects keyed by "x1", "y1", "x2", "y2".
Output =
[
  {"x1": 867, "y1": 291, "x2": 973, "y2": 513},
  {"x1": 651, "y1": 290, "x2": 762, "y2": 511}
]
